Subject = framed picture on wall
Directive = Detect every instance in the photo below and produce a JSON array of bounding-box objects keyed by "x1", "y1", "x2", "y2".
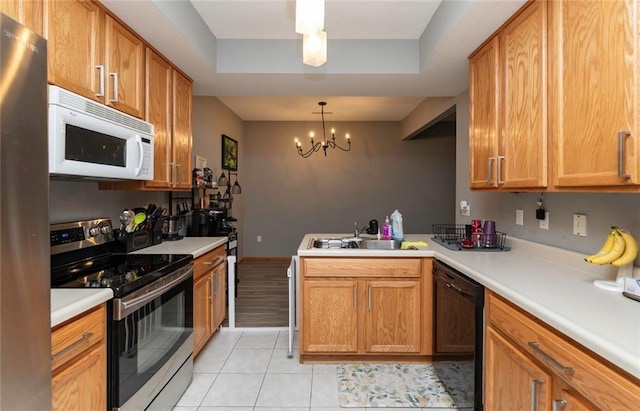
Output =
[{"x1": 221, "y1": 134, "x2": 238, "y2": 171}]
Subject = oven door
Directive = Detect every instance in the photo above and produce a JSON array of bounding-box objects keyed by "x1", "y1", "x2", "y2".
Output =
[{"x1": 110, "y1": 264, "x2": 193, "y2": 410}]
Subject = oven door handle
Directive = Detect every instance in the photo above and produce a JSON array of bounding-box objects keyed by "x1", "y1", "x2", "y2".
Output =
[{"x1": 114, "y1": 265, "x2": 194, "y2": 320}]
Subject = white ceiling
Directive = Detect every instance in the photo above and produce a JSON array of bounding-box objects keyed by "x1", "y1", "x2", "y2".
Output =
[{"x1": 100, "y1": 0, "x2": 526, "y2": 121}]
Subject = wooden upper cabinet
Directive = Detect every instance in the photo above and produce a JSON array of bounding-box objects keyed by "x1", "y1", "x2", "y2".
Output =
[
  {"x1": 104, "y1": 15, "x2": 144, "y2": 118},
  {"x1": 145, "y1": 48, "x2": 173, "y2": 189},
  {"x1": 45, "y1": 0, "x2": 103, "y2": 100},
  {"x1": 469, "y1": 36, "x2": 500, "y2": 188},
  {"x1": 45, "y1": 0, "x2": 144, "y2": 118},
  {"x1": 499, "y1": 0, "x2": 547, "y2": 189},
  {"x1": 549, "y1": 0, "x2": 639, "y2": 187},
  {"x1": 0, "y1": 0, "x2": 43, "y2": 35},
  {"x1": 469, "y1": 0, "x2": 547, "y2": 190},
  {"x1": 172, "y1": 70, "x2": 193, "y2": 190}
]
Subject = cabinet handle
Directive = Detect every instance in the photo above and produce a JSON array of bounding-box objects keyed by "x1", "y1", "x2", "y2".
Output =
[
  {"x1": 353, "y1": 285, "x2": 357, "y2": 310},
  {"x1": 96, "y1": 65, "x2": 105, "y2": 97},
  {"x1": 209, "y1": 278, "x2": 216, "y2": 300},
  {"x1": 552, "y1": 399, "x2": 567, "y2": 411},
  {"x1": 368, "y1": 285, "x2": 371, "y2": 311},
  {"x1": 203, "y1": 256, "x2": 225, "y2": 266},
  {"x1": 169, "y1": 163, "x2": 175, "y2": 186},
  {"x1": 530, "y1": 379, "x2": 543, "y2": 411},
  {"x1": 176, "y1": 164, "x2": 182, "y2": 185},
  {"x1": 51, "y1": 332, "x2": 94, "y2": 361},
  {"x1": 528, "y1": 342, "x2": 575, "y2": 375},
  {"x1": 497, "y1": 155, "x2": 505, "y2": 185},
  {"x1": 109, "y1": 72, "x2": 119, "y2": 102},
  {"x1": 618, "y1": 131, "x2": 631, "y2": 179},
  {"x1": 488, "y1": 157, "x2": 495, "y2": 185}
]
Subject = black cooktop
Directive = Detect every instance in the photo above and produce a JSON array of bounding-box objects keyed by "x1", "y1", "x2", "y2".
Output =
[{"x1": 51, "y1": 252, "x2": 193, "y2": 297}]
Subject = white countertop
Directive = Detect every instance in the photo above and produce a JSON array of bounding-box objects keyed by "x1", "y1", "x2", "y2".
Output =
[
  {"x1": 131, "y1": 237, "x2": 227, "y2": 258},
  {"x1": 297, "y1": 233, "x2": 640, "y2": 379},
  {"x1": 51, "y1": 237, "x2": 227, "y2": 328},
  {"x1": 51, "y1": 288, "x2": 113, "y2": 327}
]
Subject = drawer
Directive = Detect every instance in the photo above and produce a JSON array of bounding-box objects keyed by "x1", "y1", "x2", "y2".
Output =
[
  {"x1": 487, "y1": 292, "x2": 640, "y2": 410},
  {"x1": 303, "y1": 258, "x2": 421, "y2": 278},
  {"x1": 194, "y1": 246, "x2": 226, "y2": 279},
  {"x1": 51, "y1": 304, "x2": 105, "y2": 372}
]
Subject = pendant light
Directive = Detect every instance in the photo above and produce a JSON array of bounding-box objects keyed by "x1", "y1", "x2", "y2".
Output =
[{"x1": 231, "y1": 172, "x2": 242, "y2": 194}]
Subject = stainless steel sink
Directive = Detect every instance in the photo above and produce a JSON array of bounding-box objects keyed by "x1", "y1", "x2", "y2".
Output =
[
  {"x1": 361, "y1": 239, "x2": 402, "y2": 249},
  {"x1": 307, "y1": 237, "x2": 403, "y2": 250}
]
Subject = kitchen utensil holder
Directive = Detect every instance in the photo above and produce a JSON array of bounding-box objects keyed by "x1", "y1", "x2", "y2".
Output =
[{"x1": 114, "y1": 229, "x2": 153, "y2": 252}]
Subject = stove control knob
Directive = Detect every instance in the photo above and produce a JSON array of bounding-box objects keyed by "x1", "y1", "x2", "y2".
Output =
[
  {"x1": 100, "y1": 225, "x2": 112, "y2": 235},
  {"x1": 88, "y1": 227, "x2": 101, "y2": 237}
]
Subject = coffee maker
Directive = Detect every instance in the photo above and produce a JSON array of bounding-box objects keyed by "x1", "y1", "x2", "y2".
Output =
[{"x1": 186, "y1": 208, "x2": 227, "y2": 237}]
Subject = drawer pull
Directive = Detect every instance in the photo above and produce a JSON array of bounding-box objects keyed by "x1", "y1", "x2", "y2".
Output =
[
  {"x1": 530, "y1": 379, "x2": 543, "y2": 411},
  {"x1": 203, "y1": 256, "x2": 225, "y2": 266},
  {"x1": 52, "y1": 332, "x2": 94, "y2": 361},
  {"x1": 552, "y1": 399, "x2": 567, "y2": 411},
  {"x1": 528, "y1": 342, "x2": 575, "y2": 375}
]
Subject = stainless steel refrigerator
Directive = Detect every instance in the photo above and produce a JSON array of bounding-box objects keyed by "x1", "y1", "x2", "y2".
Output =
[{"x1": 0, "y1": 13, "x2": 50, "y2": 410}]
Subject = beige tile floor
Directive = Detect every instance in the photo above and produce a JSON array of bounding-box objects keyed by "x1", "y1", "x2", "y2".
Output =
[{"x1": 173, "y1": 330, "x2": 469, "y2": 411}]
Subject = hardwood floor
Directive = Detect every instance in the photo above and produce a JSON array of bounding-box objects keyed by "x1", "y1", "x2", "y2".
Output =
[{"x1": 223, "y1": 257, "x2": 290, "y2": 328}]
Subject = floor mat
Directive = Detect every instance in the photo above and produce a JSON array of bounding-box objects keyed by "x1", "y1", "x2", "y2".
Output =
[{"x1": 337, "y1": 362, "x2": 474, "y2": 408}]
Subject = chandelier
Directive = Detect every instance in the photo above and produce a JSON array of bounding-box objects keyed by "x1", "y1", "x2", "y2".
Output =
[
  {"x1": 295, "y1": 0, "x2": 327, "y2": 67},
  {"x1": 295, "y1": 102, "x2": 351, "y2": 158}
]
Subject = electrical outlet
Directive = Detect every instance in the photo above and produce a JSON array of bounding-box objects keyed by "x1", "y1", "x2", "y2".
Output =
[
  {"x1": 516, "y1": 209, "x2": 524, "y2": 226},
  {"x1": 539, "y1": 212, "x2": 549, "y2": 230},
  {"x1": 257, "y1": 235, "x2": 262, "y2": 242},
  {"x1": 573, "y1": 214, "x2": 587, "y2": 236},
  {"x1": 460, "y1": 200, "x2": 470, "y2": 216}
]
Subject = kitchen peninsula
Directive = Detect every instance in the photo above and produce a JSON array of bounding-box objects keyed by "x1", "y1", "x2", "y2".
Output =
[{"x1": 297, "y1": 233, "x2": 640, "y2": 409}]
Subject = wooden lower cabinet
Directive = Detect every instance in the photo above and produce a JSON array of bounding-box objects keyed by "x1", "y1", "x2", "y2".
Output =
[
  {"x1": 193, "y1": 246, "x2": 226, "y2": 357},
  {"x1": 485, "y1": 326, "x2": 551, "y2": 410},
  {"x1": 300, "y1": 257, "x2": 429, "y2": 359},
  {"x1": 485, "y1": 291, "x2": 640, "y2": 411},
  {"x1": 51, "y1": 304, "x2": 107, "y2": 411}
]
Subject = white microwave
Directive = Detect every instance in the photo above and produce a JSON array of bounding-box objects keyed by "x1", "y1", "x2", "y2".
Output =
[{"x1": 48, "y1": 85, "x2": 154, "y2": 180}]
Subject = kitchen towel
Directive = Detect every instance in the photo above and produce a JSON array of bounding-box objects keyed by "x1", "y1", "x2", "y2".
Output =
[{"x1": 337, "y1": 362, "x2": 473, "y2": 408}]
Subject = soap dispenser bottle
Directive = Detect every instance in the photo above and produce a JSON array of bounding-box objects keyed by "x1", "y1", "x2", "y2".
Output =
[
  {"x1": 390, "y1": 209, "x2": 404, "y2": 241},
  {"x1": 382, "y1": 216, "x2": 391, "y2": 240}
]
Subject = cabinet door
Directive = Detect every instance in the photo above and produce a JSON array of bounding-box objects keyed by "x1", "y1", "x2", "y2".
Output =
[
  {"x1": 45, "y1": 0, "x2": 104, "y2": 101},
  {"x1": 302, "y1": 280, "x2": 358, "y2": 353},
  {"x1": 485, "y1": 326, "x2": 552, "y2": 411},
  {"x1": 52, "y1": 343, "x2": 106, "y2": 411},
  {"x1": 172, "y1": 70, "x2": 193, "y2": 189},
  {"x1": 193, "y1": 274, "x2": 212, "y2": 357},
  {"x1": 364, "y1": 280, "x2": 421, "y2": 353},
  {"x1": 553, "y1": 382, "x2": 597, "y2": 411},
  {"x1": 550, "y1": 0, "x2": 639, "y2": 187},
  {"x1": 212, "y1": 262, "x2": 227, "y2": 330},
  {"x1": 500, "y1": 0, "x2": 547, "y2": 189},
  {"x1": 469, "y1": 36, "x2": 500, "y2": 188},
  {"x1": 145, "y1": 48, "x2": 173, "y2": 189},
  {"x1": 104, "y1": 15, "x2": 144, "y2": 118},
  {"x1": 0, "y1": 0, "x2": 43, "y2": 35}
]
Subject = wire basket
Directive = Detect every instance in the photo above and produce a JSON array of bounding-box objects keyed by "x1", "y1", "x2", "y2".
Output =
[{"x1": 432, "y1": 224, "x2": 508, "y2": 249}]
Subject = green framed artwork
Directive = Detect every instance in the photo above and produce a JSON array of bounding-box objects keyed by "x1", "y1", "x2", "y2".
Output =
[{"x1": 221, "y1": 134, "x2": 238, "y2": 171}]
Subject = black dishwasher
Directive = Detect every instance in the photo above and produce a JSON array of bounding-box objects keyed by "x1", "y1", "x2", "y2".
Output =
[{"x1": 433, "y1": 259, "x2": 484, "y2": 411}]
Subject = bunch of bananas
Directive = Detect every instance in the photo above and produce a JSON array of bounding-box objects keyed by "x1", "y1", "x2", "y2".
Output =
[{"x1": 585, "y1": 226, "x2": 639, "y2": 266}]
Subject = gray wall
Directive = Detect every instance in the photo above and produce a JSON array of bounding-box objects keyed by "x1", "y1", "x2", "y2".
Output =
[
  {"x1": 50, "y1": 180, "x2": 167, "y2": 225},
  {"x1": 455, "y1": 90, "x2": 640, "y2": 261},
  {"x1": 242, "y1": 121, "x2": 456, "y2": 257},
  {"x1": 192, "y1": 96, "x2": 245, "y2": 258}
]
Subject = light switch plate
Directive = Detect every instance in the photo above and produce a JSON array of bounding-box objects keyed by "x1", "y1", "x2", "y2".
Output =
[
  {"x1": 516, "y1": 209, "x2": 524, "y2": 226},
  {"x1": 573, "y1": 214, "x2": 587, "y2": 236}
]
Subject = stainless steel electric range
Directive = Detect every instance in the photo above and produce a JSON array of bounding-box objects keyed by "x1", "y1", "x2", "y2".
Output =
[{"x1": 51, "y1": 218, "x2": 194, "y2": 411}]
